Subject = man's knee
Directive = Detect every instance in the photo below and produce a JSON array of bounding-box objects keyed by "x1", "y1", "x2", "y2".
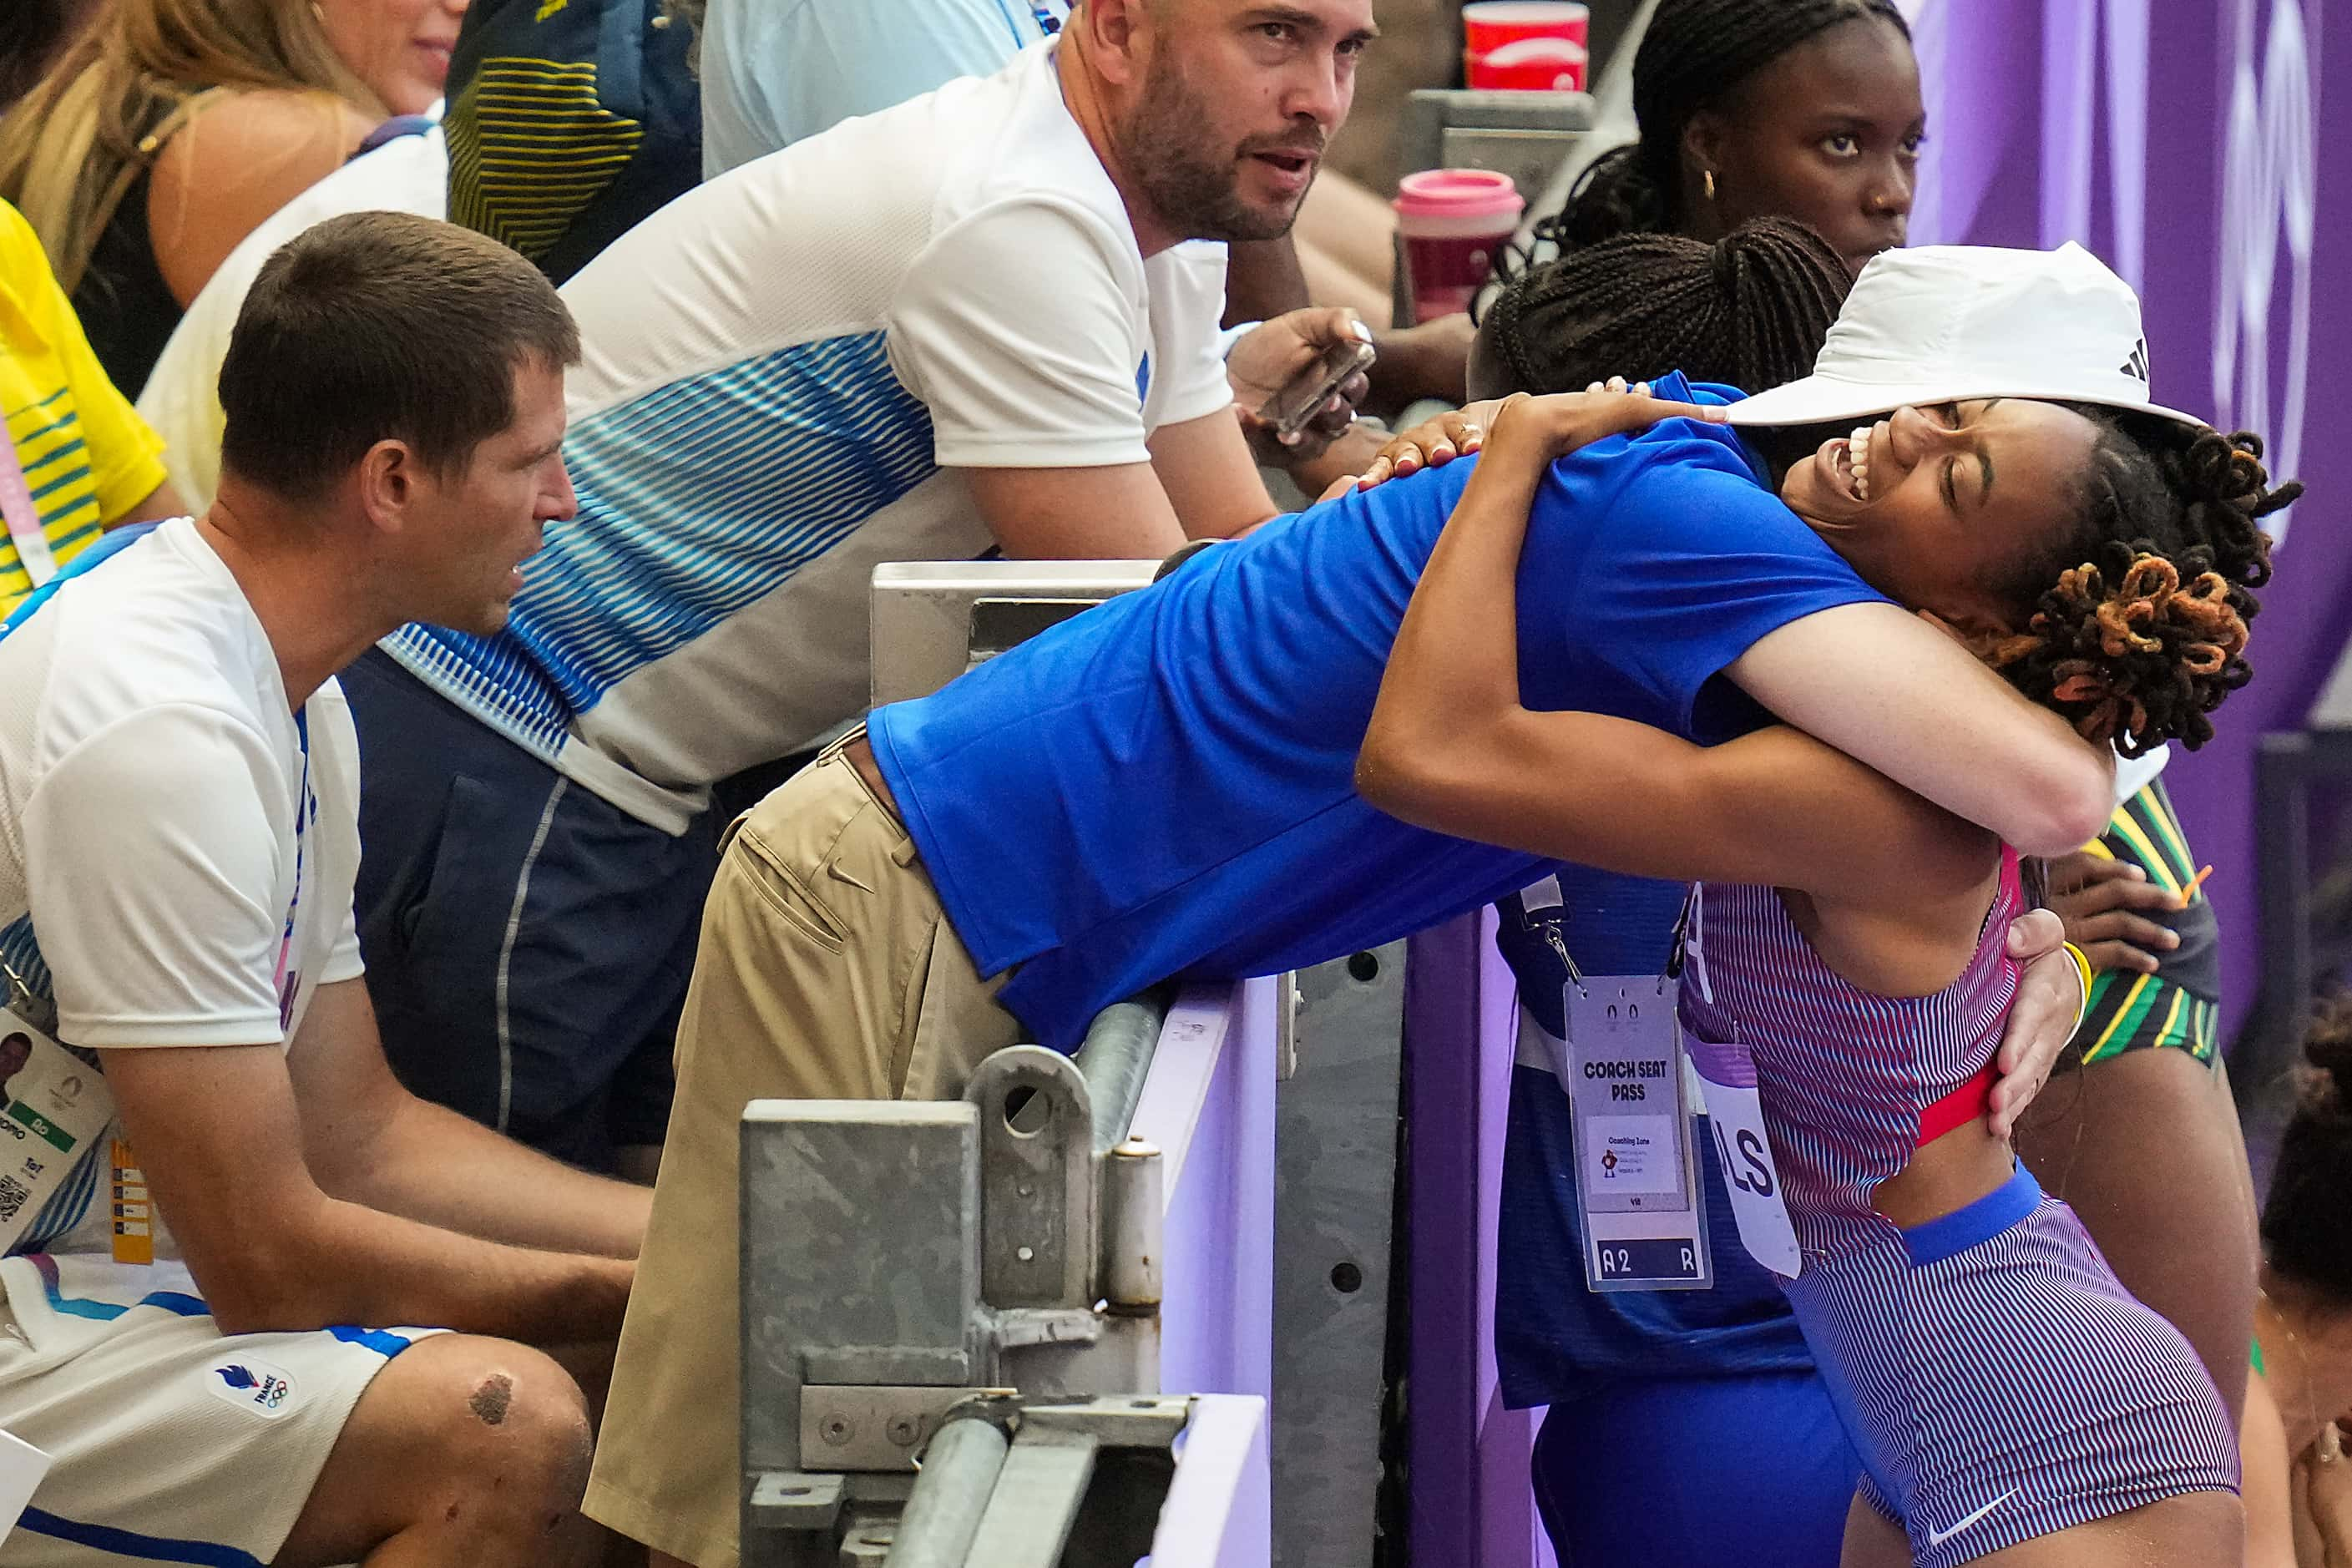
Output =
[
  {"x1": 286, "y1": 1334, "x2": 599, "y2": 1565},
  {"x1": 375, "y1": 1335, "x2": 595, "y2": 1510}
]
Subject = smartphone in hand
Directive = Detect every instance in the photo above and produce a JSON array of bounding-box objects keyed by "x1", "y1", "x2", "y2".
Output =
[{"x1": 1257, "y1": 337, "x2": 1377, "y2": 441}]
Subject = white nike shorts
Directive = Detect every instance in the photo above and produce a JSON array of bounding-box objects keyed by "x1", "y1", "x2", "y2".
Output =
[{"x1": 0, "y1": 1252, "x2": 438, "y2": 1567}]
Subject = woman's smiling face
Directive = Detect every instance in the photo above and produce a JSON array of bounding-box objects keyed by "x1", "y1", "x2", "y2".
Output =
[
  {"x1": 313, "y1": 0, "x2": 466, "y2": 114},
  {"x1": 1778, "y1": 398, "x2": 2106, "y2": 630}
]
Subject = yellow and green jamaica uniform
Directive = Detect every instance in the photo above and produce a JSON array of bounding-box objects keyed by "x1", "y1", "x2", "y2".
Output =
[{"x1": 2071, "y1": 777, "x2": 2220, "y2": 1065}]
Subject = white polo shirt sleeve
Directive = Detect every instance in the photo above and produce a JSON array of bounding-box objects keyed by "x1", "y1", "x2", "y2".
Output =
[
  {"x1": 888, "y1": 195, "x2": 1156, "y2": 469},
  {"x1": 25, "y1": 704, "x2": 293, "y2": 1048},
  {"x1": 1145, "y1": 240, "x2": 1240, "y2": 431}
]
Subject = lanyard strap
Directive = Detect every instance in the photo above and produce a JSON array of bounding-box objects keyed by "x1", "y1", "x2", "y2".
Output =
[
  {"x1": 1521, "y1": 880, "x2": 1683, "y2": 999},
  {"x1": 274, "y1": 709, "x2": 313, "y2": 1004},
  {"x1": 1666, "y1": 886, "x2": 1699, "y2": 979},
  {"x1": 0, "y1": 519, "x2": 161, "y2": 638},
  {"x1": 0, "y1": 428, "x2": 57, "y2": 590}
]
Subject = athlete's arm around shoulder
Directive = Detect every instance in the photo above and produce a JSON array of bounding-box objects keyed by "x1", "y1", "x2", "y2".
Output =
[
  {"x1": 1368, "y1": 680, "x2": 1995, "y2": 909},
  {"x1": 1358, "y1": 392, "x2": 1991, "y2": 910},
  {"x1": 1724, "y1": 604, "x2": 2113, "y2": 858}
]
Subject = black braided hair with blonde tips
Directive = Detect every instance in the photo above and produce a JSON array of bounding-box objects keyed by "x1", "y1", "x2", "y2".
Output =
[
  {"x1": 1542, "y1": 0, "x2": 1910, "y2": 252},
  {"x1": 1972, "y1": 417, "x2": 2294, "y2": 758},
  {"x1": 1481, "y1": 219, "x2": 1849, "y2": 396},
  {"x1": 2263, "y1": 994, "x2": 2352, "y2": 1304}
]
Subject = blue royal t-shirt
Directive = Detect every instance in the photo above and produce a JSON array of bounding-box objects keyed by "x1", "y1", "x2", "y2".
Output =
[
  {"x1": 1494, "y1": 871, "x2": 1815, "y2": 1407},
  {"x1": 868, "y1": 377, "x2": 1891, "y2": 1051}
]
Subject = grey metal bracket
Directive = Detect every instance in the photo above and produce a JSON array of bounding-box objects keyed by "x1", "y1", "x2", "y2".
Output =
[
  {"x1": 968, "y1": 598, "x2": 1100, "y2": 665},
  {"x1": 966, "y1": 1045, "x2": 1097, "y2": 1308},
  {"x1": 1021, "y1": 1394, "x2": 1191, "y2": 1447},
  {"x1": 740, "y1": 1100, "x2": 982, "y2": 1482},
  {"x1": 802, "y1": 1384, "x2": 1017, "y2": 1474},
  {"x1": 745, "y1": 997, "x2": 1191, "y2": 1562}
]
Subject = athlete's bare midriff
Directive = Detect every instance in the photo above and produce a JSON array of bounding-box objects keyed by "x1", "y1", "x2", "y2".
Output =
[{"x1": 1873, "y1": 1118, "x2": 2016, "y2": 1230}]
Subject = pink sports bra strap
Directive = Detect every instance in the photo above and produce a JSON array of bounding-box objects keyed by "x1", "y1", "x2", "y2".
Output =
[
  {"x1": 1917, "y1": 1058, "x2": 1997, "y2": 1147},
  {"x1": 1916, "y1": 845, "x2": 2027, "y2": 1148}
]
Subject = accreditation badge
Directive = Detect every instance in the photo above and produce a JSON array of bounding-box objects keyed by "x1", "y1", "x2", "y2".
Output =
[
  {"x1": 1560, "y1": 975, "x2": 1712, "y2": 1292},
  {"x1": 0, "y1": 1007, "x2": 114, "y2": 1257}
]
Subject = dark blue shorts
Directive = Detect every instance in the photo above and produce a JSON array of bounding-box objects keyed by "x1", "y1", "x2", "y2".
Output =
[
  {"x1": 1532, "y1": 1370, "x2": 1861, "y2": 1565},
  {"x1": 341, "y1": 650, "x2": 721, "y2": 1168}
]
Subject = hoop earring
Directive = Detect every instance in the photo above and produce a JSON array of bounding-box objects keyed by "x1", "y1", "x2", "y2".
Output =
[{"x1": 1702, "y1": 169, "x2": 1717, "y2": 202}]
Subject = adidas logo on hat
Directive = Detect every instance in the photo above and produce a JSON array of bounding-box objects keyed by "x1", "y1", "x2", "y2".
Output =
[{"x1": 1727, "y1": 244, "x2": 2204, "y2": 431}]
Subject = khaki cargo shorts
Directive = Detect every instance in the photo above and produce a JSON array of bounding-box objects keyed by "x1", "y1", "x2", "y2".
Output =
[{"x1": 582, "y1": 736, "x2": 1020, "y2": 1568}]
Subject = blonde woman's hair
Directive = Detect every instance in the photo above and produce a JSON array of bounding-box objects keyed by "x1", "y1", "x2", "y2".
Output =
[{"x1": 0, "y1": 0, "x2": 384, "y2": 292}]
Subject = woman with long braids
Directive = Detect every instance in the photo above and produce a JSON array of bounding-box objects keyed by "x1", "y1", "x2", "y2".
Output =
[
  {"x1": 1532, "y1": 0, "x2": 1920, "y2": 274},
  {"x1": 1445, "y1": 225, "x2": 2266, "y2": 1559},
  {"x1": 1361, "y1": 242, "x2": 2296, "y2": 1565}
]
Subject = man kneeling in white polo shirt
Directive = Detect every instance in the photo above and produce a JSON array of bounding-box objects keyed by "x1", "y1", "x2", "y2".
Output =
[{"x1": 0, "y1": 210, "x2": 649, "y2": 1568}]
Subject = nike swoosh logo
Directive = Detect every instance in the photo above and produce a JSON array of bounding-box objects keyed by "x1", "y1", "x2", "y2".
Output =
[{"x1": 1925, "y1": 1489, "x2": 2020, "y2": 1549}]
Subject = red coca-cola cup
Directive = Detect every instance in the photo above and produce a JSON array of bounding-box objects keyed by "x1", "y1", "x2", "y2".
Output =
[
  {"x1": 1393, "y1": 169, "x2": 1525, "y2": 322},
  {"x1": 1463, "y1": 2, "x2": 1590, "y2": 91}
]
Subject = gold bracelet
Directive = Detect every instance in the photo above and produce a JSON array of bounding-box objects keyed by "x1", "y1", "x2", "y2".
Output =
[{"x1": 2061, "y1": 941, "x2": 2094, "y2": 1032}]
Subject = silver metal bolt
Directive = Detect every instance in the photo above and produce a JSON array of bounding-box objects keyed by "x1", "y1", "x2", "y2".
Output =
[
  {"x1": 820, "y1": 1416, "x2": 854, "y2": 1447},
  {"x1": 1016, "y1": 1245, "x2": 1035, "y2": 1262},
  {"x1": 887, "y1": 1416, "x2": 920, "y2": 1446}
]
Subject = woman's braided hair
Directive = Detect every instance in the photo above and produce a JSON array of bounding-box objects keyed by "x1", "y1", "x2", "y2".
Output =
[
  {"x1": 2263, "y1": 994, "x2": 2352, "y2": 1304},
  {"x1": 1972, "y1": 415, "x2": 2294, "y2": 757},
  {"x1": 1482, "y1": 219, "x2": 1849, "y2": 394},
  {"x1": 1541, "y1": 0, "x2": 1909, "y2": 252}
]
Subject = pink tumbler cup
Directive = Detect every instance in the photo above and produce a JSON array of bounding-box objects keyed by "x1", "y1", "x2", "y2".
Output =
[{"x1": 1393, "y1": 169, "x2": 1525, "y2": 322}]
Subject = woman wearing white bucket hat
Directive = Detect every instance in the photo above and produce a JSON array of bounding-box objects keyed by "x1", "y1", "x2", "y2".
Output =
[
  {"x1": 1469, "y1": 226, "x2": 2274, "y2": 1566},
  {"x1": 1363, "y1": 240, "x2": 2297, "y2": 1567}
]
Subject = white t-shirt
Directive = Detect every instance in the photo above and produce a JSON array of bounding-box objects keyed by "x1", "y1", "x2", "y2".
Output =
[
  {"x1": 384, "y1": 39, "x2": 1235, "y2": 832},
  {"x1": 701, "y1": 0, "x2": 1069, "y2": 175},
  {"x1": 135, "y1": 124, "x2": 449, "y2": 513},
  {"x1": 0, "y1": 518, "x2": 364, "y2": 1262}
]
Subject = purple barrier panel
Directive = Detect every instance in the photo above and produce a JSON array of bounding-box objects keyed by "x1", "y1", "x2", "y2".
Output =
[
  {"x1": 2153, "y1": 0, "x2": 2339, "y2": 1041},
  {"x1": 1140, "y1": 979, "x2": 1278, "y2": 1410},
  {"x1": 1407, "y1": 914, "x2": 1482, "y2": 1565},
  {"x1": 1408, "y1": 911, "x2": 1535, "y2": 1566},
  {"x1": 1152, "y1": 1394, "x2": 1272, "y2": 1568},
  {"x1": 1475, "y1": 913, "x2": 1537, "y2": 1568},
  {"x1": 1907, "y1": 0, "x2": 2045, "y2": 248},
  {"x1": 1479, "y1": 1391, "x2": 1539, "y2": 1568}
]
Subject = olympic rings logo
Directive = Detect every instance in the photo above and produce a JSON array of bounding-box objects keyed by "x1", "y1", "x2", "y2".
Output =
[{"x1": 2214, "y1": 0, "x2": 2316, "y2": 543}]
